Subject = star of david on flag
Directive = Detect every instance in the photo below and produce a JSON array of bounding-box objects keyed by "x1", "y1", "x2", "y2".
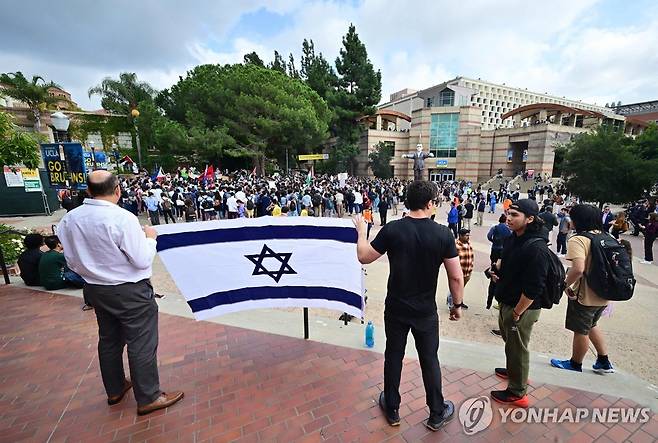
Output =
[
  {"x1": 244, "y1": 244, "x2": 296, "y2": 283},
  {"x1": 154, "y1": 217, "x2": 364, "y2": 320}
]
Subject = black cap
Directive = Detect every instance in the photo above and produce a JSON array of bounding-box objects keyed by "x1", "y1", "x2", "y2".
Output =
[{"x1": 509, "y1": 199, "x2": 539, "y2": 217}]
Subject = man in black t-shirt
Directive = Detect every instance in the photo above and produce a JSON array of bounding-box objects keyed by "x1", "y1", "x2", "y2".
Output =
[{"x1": 354, "y1": 180, "x2": 465, "y2": 432}]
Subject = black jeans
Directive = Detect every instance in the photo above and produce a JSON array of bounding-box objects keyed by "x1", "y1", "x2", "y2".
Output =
[
  {"x1": 84, "y1": 279, "x2": 161, "y2": 406},
  {"x1": 556, "y1": 232, "x2": 567, "y2": 254},
  {"x1": 448, "y1": 223, "x2": 458, "y2": 238},
  {"x1": 148, "y1": 210, "x2": 160, "y2": 225},
  {"x1": 645, "y1": 235, "x2": 656, "y2": 261},
  {"x1": 380, "y1": 209, "x2": 387, "y2": 226},
  {"x1": 163, "y1": 209, "x2": 176, "y2": 224},
  {"x1": 384, "y1": 312, "x2": 445, "y2": 417}
]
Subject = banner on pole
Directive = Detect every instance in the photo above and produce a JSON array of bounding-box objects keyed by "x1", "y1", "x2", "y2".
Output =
[
  {"x1": 41, "y1": 143, "x2": 87, "y2": 189},
  {"x1": 298, "y1": 153, "x2": 329, "y2": 161}
]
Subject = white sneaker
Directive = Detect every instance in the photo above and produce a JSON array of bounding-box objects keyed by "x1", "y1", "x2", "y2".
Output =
[{"x1": 640, "y1": 260, "x2": 653, "y2": 264}]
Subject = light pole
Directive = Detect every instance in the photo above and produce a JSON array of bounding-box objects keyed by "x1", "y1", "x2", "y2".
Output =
[
  {"x1": 50, "y1": 111, "x2": 70, "y2": 142},
  {"x1": 90, "y1": 140, "x2": 97, "y2": 170},
  {"x1": 131, "y1": 108, "x2": 142, "y2": 171}
]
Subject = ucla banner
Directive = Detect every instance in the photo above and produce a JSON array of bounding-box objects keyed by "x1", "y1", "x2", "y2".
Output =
[
  {"x1": 83, "y1": 150, "x2": 109, "y2": 170},
  {"x1": 41, "y1": 143, "x2": 87, "y2": 189},
  {"x1": 155, "y1": 217, "x2": 364, "y2": 320}
]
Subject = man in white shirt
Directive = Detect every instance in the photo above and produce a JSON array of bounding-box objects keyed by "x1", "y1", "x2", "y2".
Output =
[
  {"x1": 57, "y1": 170, "x2": 183, "y2": 416},
  {"x1": 227, "y1": 193, "x2": 238, "y2": 219}
]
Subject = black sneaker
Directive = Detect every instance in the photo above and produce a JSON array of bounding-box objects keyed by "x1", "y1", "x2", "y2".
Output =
[
  {"x1": 378, "y1": 392, "x2": 400, "y2": 426},
  {"x1": 491, "y1": 329, "x2": 502, "y2": 337},
  {"x1": 461, "y1": 304, "x2": 469, "y2": 310},
  {"x1": 425, "y1": 400, "x2": 455, "y2": 431},
  {"x1": 494, "y1": 368, "x2": 508, "y2": 379}
]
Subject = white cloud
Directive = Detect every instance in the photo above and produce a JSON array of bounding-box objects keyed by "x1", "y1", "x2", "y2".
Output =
[{"x1": 1, "y1": 0, "x2": 656, "y2": 111}]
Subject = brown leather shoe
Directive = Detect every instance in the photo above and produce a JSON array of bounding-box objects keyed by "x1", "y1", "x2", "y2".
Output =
[
  {"x1": 137, "y1": 391, "x2": 184, "y2": 416},
  {"x1": 107, "y1": 379, "x2": 132, "y2": 405}
]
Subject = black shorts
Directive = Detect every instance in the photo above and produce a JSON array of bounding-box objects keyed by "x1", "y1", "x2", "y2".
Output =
[{"x1": 565, "y1": 298, "x2": 606, "y2": 335}]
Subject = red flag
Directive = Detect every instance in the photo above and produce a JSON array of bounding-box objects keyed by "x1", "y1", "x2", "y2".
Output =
[{"x1": 206, "y1": 165, "x2": 214, "y2": 180}]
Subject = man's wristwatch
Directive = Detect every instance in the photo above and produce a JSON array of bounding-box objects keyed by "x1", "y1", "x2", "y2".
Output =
[{"x1": 452, "y1": 303, "x2": 466, "y2": 309}]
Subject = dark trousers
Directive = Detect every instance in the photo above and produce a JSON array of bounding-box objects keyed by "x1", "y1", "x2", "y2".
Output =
[
  {"x1": 556, "y1": 232, "x2": 568, "y2": 254},
  {"x1": 448, "y1": 223, "x2": 458, "y2": 238},
  {"x1": 148, "y1": 210, "x2": 160, "y2": 225},
  {"x1": 645, "y1": 235, "x2": 656, "y2": 261},
  {"x1": 384, "y1": 312, "x2": 445, "y2": 416},
  {"x1": 380, "y1": 209, "x2": 387, "y2": 226},
  {"x1": 84, "y1": 280, "x2": 161, "y2": 406},
  {"x1": 163, "y1": 209, "x2": 176, "y2": 224}
]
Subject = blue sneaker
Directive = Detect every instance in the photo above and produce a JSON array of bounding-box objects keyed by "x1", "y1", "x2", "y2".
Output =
[
  {"x1": 592, "y1": 360, "x2": 615, "y2": 374},
  {"x1": 550, "y1": 358, "x2": 582, "y2": 372}
]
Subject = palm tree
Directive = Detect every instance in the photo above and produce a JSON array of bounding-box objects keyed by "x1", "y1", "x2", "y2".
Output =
[
  {"x1": 88, "y1": 72, "x2": 156, "y2": 115},
  {"x1": 0, "y1": 72, "x2": 62, "y2": 132},
  {"x1": 89, "y1": 73, "x2": 157, "y2": 168}
]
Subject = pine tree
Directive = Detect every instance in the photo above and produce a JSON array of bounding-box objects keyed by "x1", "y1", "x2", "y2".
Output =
[
  {"x1": 243, "y1": 51, "x2": 264, "y2": 67},
  {"x1": 332, "y1": 24, "x2": 382, "y2": 174},
  {"x1": 269, "y1": 51, "x2": 287, "y2": 74},
  {"x1": 287, "y1": 53, "x2": 300, "y2": 79}
]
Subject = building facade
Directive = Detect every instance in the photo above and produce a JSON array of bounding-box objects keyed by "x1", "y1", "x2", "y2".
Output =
[
  {"x1": 613, "y1": 100, "x2": 658, "y2": 125},
  {"x1": 356, "y1": 77, "x2": 646, "y2": 183}
]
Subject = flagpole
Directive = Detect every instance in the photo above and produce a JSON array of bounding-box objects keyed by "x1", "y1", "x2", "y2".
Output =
[{"x1": 303, "y1": 308, "x2": 309, "y2": 339}]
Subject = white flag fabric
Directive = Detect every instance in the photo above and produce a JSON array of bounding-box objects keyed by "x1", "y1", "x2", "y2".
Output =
[{"x1": 154, "y1": 217, "x2": 364, "y2": 320}]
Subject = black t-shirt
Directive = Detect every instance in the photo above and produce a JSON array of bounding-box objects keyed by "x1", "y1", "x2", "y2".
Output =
[
  {"x1": 370, "y1": 217, "x2": 458, "y2": 317},
  {"x1": 494, "y1": 231, "x2": 549, "y2": 310},
  {"x1": 18, "y1": 248, "x2": 43, "y2": 286},
  {"x1": 464, "y1": 203, "x2": 474, "y2": 218}
]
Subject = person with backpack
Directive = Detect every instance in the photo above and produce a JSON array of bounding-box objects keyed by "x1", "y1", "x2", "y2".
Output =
[
  {"x1": 488, "y1": 199, "x2": 550, "y2": 407},
  {"x1": 550, "y1": 204, "x2": 630, "y2": 374},
  {"x1": 161, "y1": 195, "x2": 176, "y2": 224}
]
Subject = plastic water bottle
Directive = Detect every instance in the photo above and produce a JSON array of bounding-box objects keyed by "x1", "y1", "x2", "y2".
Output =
[{"x1": 365, "y1": 321, "x2": 375, "y2": 348}]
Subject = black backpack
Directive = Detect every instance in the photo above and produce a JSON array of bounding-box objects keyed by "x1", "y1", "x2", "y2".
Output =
[
  {"x1": 524, "y1": 238, "x2": 566, "y2": 309},
  {"x1": 577, "y1": 232, "x2": 635, "y2": 301}
]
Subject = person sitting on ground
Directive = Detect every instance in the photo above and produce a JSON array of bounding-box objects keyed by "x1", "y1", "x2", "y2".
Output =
[
  {"x1": 39, "y1": 236, "x2": 91, "y2": 309},
  {"x1": 17, "y1": 233, "x2": 44, "y2": 286}
]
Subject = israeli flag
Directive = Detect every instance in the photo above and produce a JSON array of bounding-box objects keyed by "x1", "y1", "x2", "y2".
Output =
[{"x1": 154, "y1": 217, "x2": 364, "y2": 320}]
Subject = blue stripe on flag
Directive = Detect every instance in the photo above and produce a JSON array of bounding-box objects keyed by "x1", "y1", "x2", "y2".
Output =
[
  {"x1": 187, "y1": 286, "x2": 362, "y2": 313},
  {"x1": 156, "y1": 225, "x2": 357, "y2": 252}
]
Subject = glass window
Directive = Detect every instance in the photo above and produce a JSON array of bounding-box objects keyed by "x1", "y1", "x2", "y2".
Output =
[
  {"x1": 429, "y1": 113, "x2": 459, "y2": 158},
  {"x1": 438, "y1": 89, "x2": 454, "y2": 106},
  {"x1": 426, "y1": 97, "x2": 434, "y2": 107}
]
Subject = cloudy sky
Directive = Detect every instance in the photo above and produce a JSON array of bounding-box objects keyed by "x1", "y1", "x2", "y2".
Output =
[{"x1": 2, "y1": 0, "x2": 657, "y2": 110}]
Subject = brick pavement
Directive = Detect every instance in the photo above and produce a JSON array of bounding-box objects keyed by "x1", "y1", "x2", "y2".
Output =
[{"x1": 0, "y1": 286, "x2": 656, "y2": 443}]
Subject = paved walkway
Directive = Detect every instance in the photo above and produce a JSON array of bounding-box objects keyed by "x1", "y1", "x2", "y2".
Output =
[{"x1": 1, "y1": 286, "x2": 656, "y2": 442}]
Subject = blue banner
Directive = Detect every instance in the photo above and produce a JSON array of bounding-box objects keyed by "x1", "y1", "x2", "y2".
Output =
[
  {"x1": 41, "y1": 143, "x2": 87, "y2": 189},
  {"x1": 83, "y1": 151, "x2": 108, "y2": 170}
]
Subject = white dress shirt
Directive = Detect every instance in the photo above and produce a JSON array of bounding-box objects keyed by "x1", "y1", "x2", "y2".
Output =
[{"x1": 57, "y1": 199, "x2": 157, "y2": 285}]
